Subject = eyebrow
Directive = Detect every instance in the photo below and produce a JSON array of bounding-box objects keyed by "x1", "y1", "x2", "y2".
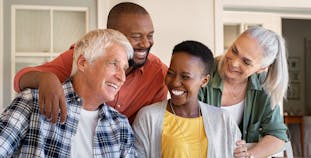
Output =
[
  {"x1": 233, "y1": 44, "x2": 253, "y2": 65},
  {"x1": 130, "y1": 31, "x2": 154, "y2": 35},
  {"x1": 232, "y1": 44, "x2": 239, "y2": 53}
]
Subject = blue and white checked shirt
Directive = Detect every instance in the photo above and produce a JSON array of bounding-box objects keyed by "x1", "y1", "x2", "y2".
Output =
[{"x1": 0, "y1": 80, "x2": 136, "y2": 158}]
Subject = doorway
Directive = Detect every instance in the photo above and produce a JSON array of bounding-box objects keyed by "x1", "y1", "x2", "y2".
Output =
[{"x1": 282, "y1": 18, "x2": 311, "y2": 157}]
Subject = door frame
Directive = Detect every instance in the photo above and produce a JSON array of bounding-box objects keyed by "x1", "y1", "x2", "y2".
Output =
[{"x1": 0, "y1": 0, "x2": 3, "y2": 111}]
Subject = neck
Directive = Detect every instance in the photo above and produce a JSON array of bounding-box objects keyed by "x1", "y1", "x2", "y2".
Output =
[
  {"x1": 125, "y1": 66, "x2": 134, "y2": 75},
  {"x1": 169, "y1": 100, "x2": 201, "y2": 118},
  {"x1": 72, "y1": 75, "x2": 101, "y2": 111},
  {"x1": 223, "y1": 76, "x2": 248, "y2": 86}
]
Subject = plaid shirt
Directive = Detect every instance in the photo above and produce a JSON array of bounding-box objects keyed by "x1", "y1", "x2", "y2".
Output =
[{"x1": 0, "y1": 80, "x2": 136, "y2": 158}]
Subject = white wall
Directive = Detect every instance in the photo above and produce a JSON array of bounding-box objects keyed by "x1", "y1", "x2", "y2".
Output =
[{"x1": 98, "y1": 0, "x2": 218, "y2": 66}]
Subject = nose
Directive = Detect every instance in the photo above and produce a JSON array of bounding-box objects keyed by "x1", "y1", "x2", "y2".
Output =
[
  {"x1": 115, "y1": 67, "x2": 126, "y2": 84},
  {"x1": 170, "y1": 76, "x2": 182, "y2": 87},
  {"x1": 231, "y1": 56, "x2": 240, "y2": 68}
]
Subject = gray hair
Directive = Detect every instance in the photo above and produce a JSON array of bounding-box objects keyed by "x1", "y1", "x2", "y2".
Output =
[
  {"x1": 71, "y1": 29, "x2": 133, "y2": 76},
  {"x1": 244, "y1": 27, "x2": 288, "y2": 108}
]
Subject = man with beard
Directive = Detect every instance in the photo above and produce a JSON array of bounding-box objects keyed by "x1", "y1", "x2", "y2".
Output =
[{"x1": 13, "y1": 2, "x2": 168, "y2": 123}]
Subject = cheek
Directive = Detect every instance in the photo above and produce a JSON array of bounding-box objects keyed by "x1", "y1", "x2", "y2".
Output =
[
  {"x1": 242, "y1": 68, "x2": 255, "y2": 77},
  {"x1": 149, "y1": 39, "x2": 154, "y2": 45},
  {"x1": 164, "y1": 76, "x2": 171, "y2": 85},
  {"x1": 128, "y1": 40, "x2": 138, "y2": 48},
  {"x1": 225, "y1": 51, "x2": 233, "y2": 58}
]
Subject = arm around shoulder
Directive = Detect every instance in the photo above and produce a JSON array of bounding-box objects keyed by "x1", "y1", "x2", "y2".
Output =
[{"x1": 14, "y1": 48, "x2": 74, "y2": 92}]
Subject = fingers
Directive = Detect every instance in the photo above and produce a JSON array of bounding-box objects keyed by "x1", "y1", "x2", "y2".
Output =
[
  {"x1": 37, "y1": 72, "x2": 67, "y2": 124},
  {"x1": 51, "y1": 96, "x2": 59, "y2": 124},
  {"x1": 59, "y1": 96, "x2": 67, "y2": 124},
  {"x1": 44, "y1": 97, "x2": 52, "y2": 120},
  {"x1": 38, "y1": 91, "x2": 67, "y2": 124},
  {"x1": 234, "y1": 140, "x2": 253, "y2": 158},
  {"x1": 39, "y1": 92, "x2": 44, "y2": 115},
  {"x1": 234, "y1": 151, "x2": 252, "y2": 158},
  {"x1": 236, "y1": 140, "x2": 246, "y2": 146},
  {"x1": 38, "y1": 90, "x2": 52, "y2": 120},
  {"x1": 234, "y1": 145, "x2": 248, "y2": 154}
]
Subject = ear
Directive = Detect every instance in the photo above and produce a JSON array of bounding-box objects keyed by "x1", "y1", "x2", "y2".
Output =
[
  {"x1": 256, "y1": 66, "x2": 268, "y2": 74},
  {"x1": 201, "y1": 74, "x2": 211, "y2": 87},
  {"x1": 77, "y1": 55, "x2": 88, "y2": 72}
]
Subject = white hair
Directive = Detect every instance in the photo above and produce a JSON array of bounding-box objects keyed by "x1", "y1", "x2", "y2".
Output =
[
  {"x1": 71, "y1": 29, "x2": 133, "y2": 76},
  {"x1": 244, "y1": 27, "x2": 289, "y2": 108}
]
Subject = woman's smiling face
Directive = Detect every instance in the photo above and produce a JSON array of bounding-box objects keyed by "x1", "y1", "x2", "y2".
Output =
[
  {"x1": 221, "y1": 34, "x2": 265, "y2": 82},
  {"x1": 165, "y1": 52, "x2": 209, "y2": 107}
]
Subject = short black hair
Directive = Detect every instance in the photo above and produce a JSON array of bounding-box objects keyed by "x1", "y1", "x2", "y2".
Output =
[
  {"x1": 107, "y1": 2, "x2": 149, "y2": 29},
  {"x1": 173, "y1": 40, "x2": 214, "y2": 75}
]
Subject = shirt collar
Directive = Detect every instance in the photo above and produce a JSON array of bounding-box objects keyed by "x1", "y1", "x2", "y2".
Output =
[
  {"x1": 129, "y1": 55, "x2": 151, "y2": 75},
  {"x1": 63, "y1": 79, "x2": 82, "y2": 105},
  {"x1": 63, "y1": 79, "x2": 108, "y2": 118}
]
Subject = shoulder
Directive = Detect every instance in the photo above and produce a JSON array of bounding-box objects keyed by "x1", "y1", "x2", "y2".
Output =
[
  {"x1": 147, "y1": 53, "x2": 163, "y2": 64},
  {"x1": 14, "y1": 89, "x2": 36, "y2": 108},
  {"x1": 1, "y1": 89, "x2": 36, "y2": 125},
  {"x1": 200, "y1": 102, "x2": 239, "y2": 135},
  {"x1": 61, "y1": 47, "x2": 74, "y2": 58},
  {"x1": 199, "y1": 102, "x2": 231, "y2": 120},
  {"x1": 57, "y1": 45, "x2": 74, "y2": 61},
  {"x1": 102, "y1": 105, "x2": 130, "y2": 124},
  {"x1": 137, "y1": 100, "x2": 167, "y2": 116},
  {"x1": 132, "y1": 101, "x2": 167, "y2": 132},
  {"x1": 145, "y1": 53, "x2": 168, "y2": 73},
  {"x1": 134, "y1": 100, "x2": 167, "y2": 124}
]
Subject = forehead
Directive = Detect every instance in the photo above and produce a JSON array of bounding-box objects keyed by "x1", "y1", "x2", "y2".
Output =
[
  {"x1": 234, "y1": 34, "x2": 264, "y2": 62},
  {"x1": 116, "y1": 14, "x2": 154, "y2": 34},
  {"x1": 170, "y1": 52, "x2": 204, "y2": 69},
  {"x1": 103, "y1": 44, "x2": 128, "y2": 61}
]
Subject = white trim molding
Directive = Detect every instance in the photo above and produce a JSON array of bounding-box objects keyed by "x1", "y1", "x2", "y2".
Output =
[
  {"x1": 223, "y1": 0, "x2": 311, "y2": 9},
  {"x1": 97, "y1": 0, "x2": 110, "y2": 29},
  {"x1": 223, "y1": 0, "x2": 311, "y2": 13},
  {"x1": 213, "y1": 0, "x2": 224, "y2": 56},
  {"x1": 0, "y1": 0, "x2": 3, "y2": 111}
]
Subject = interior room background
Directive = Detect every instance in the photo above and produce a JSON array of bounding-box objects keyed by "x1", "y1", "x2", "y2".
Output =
[{"x1": 1, "y1": 0, "x2": 311, "y2": 157}]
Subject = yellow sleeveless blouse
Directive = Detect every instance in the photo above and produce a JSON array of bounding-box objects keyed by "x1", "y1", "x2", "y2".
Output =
[{"x1": 161, "y1": 110, "x2": 208, "y2": 158}]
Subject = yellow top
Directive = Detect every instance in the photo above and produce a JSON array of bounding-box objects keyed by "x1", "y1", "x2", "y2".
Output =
[{"x1": 162, "y1": 110, "x2": 208, "y2": 158}]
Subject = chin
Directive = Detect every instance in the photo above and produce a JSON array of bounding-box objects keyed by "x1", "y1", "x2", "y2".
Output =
[{"x1": 133, "y1": 61, "x2": 146, "y2": 68}]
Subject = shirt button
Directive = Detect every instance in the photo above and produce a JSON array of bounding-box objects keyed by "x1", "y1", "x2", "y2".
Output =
[
  {"x1": 117, "y1": 104, "x2": 121, "y2": 108},
  {"x1": 77, "y1": 98, "x2": 81, "y2": 102}
]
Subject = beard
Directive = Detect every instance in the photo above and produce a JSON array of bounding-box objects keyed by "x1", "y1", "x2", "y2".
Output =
[{"x1": 128, "y1": 47, "x2": 152, "y2": 69}]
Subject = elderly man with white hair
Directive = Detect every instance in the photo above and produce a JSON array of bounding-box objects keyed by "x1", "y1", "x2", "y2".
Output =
[{"x1": 0, "y1": 29, "x2": 136, "y2": 157}]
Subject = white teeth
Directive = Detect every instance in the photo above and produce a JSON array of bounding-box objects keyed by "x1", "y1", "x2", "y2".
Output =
[
  {"x1": 171, "y1": 90, "x2": 184, "y2": 96},
  {"x1": 106, "y1": 82, "x2": 118, "y2": 89},
  {"x1": 135, "y1": 51, "x2": 146, "y2": 56}
]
